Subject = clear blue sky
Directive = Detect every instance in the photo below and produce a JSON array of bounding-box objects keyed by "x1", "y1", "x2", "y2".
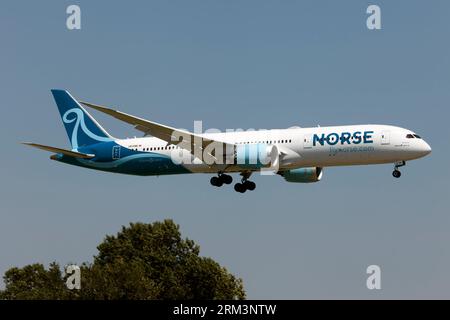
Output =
[{"x1": 1, "y1": 0, "x2": 449, "y2": 298}]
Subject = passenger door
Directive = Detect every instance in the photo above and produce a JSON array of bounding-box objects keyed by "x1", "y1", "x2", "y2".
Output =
[
  {"x1": 381, "y1": 131, "x2": 390, "y2": 145},
  {"x1": 303, "y1": 134, "x2": 312, "y2": 149}
]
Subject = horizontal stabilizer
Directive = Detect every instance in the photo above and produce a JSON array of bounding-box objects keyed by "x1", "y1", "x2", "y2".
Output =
[{"x1": 22, "y1": 143, "x2": 95, "y2": 159}]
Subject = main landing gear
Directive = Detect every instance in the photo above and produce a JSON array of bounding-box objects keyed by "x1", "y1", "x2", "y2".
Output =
[
  {"x1": 210, "y1": 172, "x2": 256, "y2": 193},
  {"x1": 392, "y1": 161, "x2": 406, "y2": 178},
  {"x1": 233, "y1": 172, "x2": 256, "y2": 193},
  {"x1": 234, "y1": 180, "x2": 256, "y2": 193},
  {"x1": 210, "y1": 173, "x2": 233, "y2": 187}
]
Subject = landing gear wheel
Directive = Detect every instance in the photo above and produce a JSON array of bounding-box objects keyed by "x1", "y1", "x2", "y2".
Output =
[
  {"x1": 392, "y1": 170, "x2": 401, "y2": 178},
  {"x1": 210, "y1": 176, "x2": 223, "y2": 187},
  {"x1": 234, "y1": 183, "x2": 246, "y2": 193},
  {"x1": 233, "y1": 171, "x2": 255, "y2": 193},
  {"x1": 221, "y1": 174, "x2": 233, "y2": 185},
  {"x1": 244, "y1": 181, "x2": 256, "y2": 191},
  {"x1": 392, "y1": 161, "x2": 405, "y2": 179}
]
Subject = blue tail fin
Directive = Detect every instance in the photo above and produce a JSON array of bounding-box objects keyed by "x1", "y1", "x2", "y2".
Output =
[{"x1": 51, "y1": 89, "x2": 113, "y2": 149}]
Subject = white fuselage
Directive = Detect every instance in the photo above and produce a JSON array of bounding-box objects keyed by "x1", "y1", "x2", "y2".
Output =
[{"x1": 115, "y1": 124, "x2": 431, "y2": 173}]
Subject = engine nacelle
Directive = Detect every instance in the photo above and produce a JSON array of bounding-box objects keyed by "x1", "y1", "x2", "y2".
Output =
[
  {"x1": 235, "y1": 144, "x2": 278, "y2": 169},
  {"x1": 281, "y1": 167, "x2": 323, "y2": 183}
]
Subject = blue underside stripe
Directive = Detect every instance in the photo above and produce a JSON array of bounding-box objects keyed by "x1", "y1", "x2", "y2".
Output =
[{"x1": 55, "y1": 142, "x2": 192, "y2": 176}]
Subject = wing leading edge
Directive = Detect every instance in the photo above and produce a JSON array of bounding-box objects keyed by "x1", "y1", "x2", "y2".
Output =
[{"x1": 80, "y1": 101, "x2": 235, "y2": 161}]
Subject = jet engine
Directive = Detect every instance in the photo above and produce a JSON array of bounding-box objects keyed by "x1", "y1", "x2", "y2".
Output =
[{"x1": 280, "y1": 167, "x2": 323, "y2": 183}]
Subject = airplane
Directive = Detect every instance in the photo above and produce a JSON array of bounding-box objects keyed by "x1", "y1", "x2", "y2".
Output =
[{"x1": 23, "y1": 89, "x2": 432, "y2": 193}]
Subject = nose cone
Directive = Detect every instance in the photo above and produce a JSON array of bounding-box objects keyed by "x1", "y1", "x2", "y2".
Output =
[{"x1": 419, "y1": 141, "x2": 432, "y2": 157}]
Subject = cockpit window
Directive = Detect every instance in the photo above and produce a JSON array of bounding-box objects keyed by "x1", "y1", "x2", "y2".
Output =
[
  {"x1": 406, "y1": 134, "x2": 415, "y2": 139},
  {"x1": 413, "y1": 134, "x2": 421, "y2": 139}
]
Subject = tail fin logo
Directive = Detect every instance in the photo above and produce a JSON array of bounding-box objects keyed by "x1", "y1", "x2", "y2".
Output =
[{"x1": 63, "y1": 108, "x2": 112, "y2": 149}]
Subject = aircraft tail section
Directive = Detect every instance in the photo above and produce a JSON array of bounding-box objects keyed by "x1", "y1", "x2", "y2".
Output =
[{"x1": 51, "y1": 89, "x2": 113, "y2": 149}]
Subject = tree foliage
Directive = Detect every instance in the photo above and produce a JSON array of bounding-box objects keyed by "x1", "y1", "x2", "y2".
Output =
[{"x1": 0, "y1": 220, "x2": 245, "y2": 300}]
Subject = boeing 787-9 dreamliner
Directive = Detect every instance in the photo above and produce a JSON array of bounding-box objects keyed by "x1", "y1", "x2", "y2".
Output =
[{"x1": 24, "y1": 90, "x2": 431, "y2": 193}]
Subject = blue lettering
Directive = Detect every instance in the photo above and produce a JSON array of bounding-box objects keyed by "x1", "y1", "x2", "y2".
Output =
[
  {"x1": 313, "y1": 134, "x2": 325, "y2": 146},
  {"x1": 312, "y1": 130, "x2": 373, "y2": 146},
  {"x1": 353, "y1": 131, "x2": 362, "y2": 144},
  {"x1": 363, "y1": 131, "x2": 374, "y2": 143},
  {"x1": 340, "y1": 132, "x2": 351, "y2": 145},
  {"x1": 327, "y1": 133, "x2": 339, "y2": 146}
]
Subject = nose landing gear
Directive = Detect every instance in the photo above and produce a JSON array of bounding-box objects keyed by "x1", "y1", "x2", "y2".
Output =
[{"x1": 392, "y1": 161, "x2": 406, "y2": 178}]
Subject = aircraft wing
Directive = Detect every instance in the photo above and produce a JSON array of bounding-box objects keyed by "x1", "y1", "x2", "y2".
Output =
[
  {"x1": 22, "y1": 142, "x2": 95, "y2": 159},
  {"x1": 80, "y1": 101, "x2": 235, "y2": 160}
]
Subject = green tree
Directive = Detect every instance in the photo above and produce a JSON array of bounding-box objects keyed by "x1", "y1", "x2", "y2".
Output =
[{"x1": 0, "y1": 219, "x2": 245, "y2": 300}]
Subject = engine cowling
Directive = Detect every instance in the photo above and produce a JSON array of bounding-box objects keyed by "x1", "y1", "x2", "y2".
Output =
[
  {"x1": 281, "y1": 167, "x2": 323, "y2": 183},
  {"x1": 235, "y1": 144, "x2": 278, "y2": 169}
]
